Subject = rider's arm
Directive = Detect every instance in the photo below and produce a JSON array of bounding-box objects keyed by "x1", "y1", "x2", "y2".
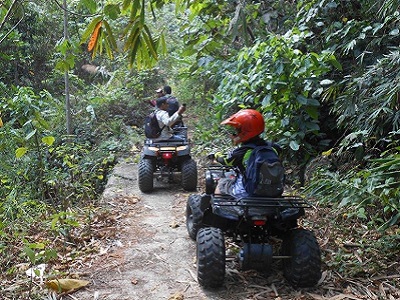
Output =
[
  {"x1": 215, "y1": 147, "x2": 248, "y2": 167},
  {"x1": 157, "y1": 109, "x2": 182, "y2": 127}
]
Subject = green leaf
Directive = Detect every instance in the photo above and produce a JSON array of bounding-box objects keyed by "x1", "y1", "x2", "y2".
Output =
[
  {"x1": 305, "y1": 120, "x2": 320, "y2": 131},
  {"x1": 338, "y1": 196, "x2": 350, "y2": 208},
  {"x1": 289, "y1": 140, "x2": 300, "y2": 151},
  {"x1": 329, "y1": 55, "x2": 342, "y2": 70},
  {"x1": 142, "y1": 25, "x2": 157, "y2": 59},
  {"x1": 55, "y1": 60, "x2": 69, "y2": 72},
  {"x1": 51, "y1": 214, "x2": 59, "y2": 230},
  {"x1": 16, "y1": 147, "x2": 28, "y2": 158},
  {"x1": 296, "y1": 95, "x2": 308, "y2": 105},
  {"x1": 357, "y1": 207, "x2": 367, "y2": 220},
  {"x1": 104, "y1": 4, "x2": 121, "y2": 20},
  {"x1": 140, "y1": 0, "x2": 145, "y2": 24},
  {"x1": 320, "y1": 79, "x2": 334, "y2": 86},
  {"x1": 28, "y1": 242, "x2": 45, "y2": 250},
  {"x1": 122, "y1": 0, "x2": 132, "y2": 11},
  {"x1": 305, "y1": 107, "x2": 319, "y2": 120},
  {"x1": 307, "y1": 98, "x2": 320, "y2": 106},
  {"x1": 42, "y1": 136, "x2": 55, "y2": 146},
  {"x1": 262, "y1": 94, "x2": 271, "y2": 106},
  {"x1": 389, "y1": 28, "x2": 399, "y2": 36},
  {"x1": 25, "y1": 129, "x2": 37, "y2": 140},
  {"x1": 124, "y1": 22, "x2": 141, "y2": 51},
  {"x1": 80, "y1": 0, "x2": 97, "y2": 13},
  {"x1": 102, "y1": 20, "x2": 118, "y2": 49},
  {"x1": 23, "y1": 246, "x2": 36, "y2": 264}
]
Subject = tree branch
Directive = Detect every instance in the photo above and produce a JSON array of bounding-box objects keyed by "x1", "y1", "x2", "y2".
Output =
[{"x1": 0, "y1": 0, "x2": 23, "y2": 45}]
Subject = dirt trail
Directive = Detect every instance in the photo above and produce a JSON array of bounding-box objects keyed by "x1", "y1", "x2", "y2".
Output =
[{"x1": 72, "y1": 160, "x2": 320, "y2": 300}]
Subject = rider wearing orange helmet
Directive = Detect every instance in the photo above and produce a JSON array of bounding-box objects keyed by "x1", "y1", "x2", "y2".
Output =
[{"x1": 214, "y1": 109, "x2": 281, "y2": 197}]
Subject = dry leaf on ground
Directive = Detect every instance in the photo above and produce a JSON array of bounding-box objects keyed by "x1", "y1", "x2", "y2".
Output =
[{"x1": 46, "y1": 278, "x2": 90, "y2": 293}]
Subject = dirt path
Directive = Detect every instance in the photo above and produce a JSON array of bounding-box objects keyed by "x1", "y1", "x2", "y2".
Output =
[{"x1": 72, "y1": 160, "x2": 323, "y2": 300}]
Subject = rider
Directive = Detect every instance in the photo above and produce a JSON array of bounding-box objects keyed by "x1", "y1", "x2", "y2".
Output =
[
  {"x1": 154, "y1": 97, "x2": 186, "y2": 140},
  {"x1": 163, "y1": 86, "x2": 179, "y2": 116},
  {"x1": 162, "y1": 85, "x2": 185, "y2": 128},
  {"x1": 149, "y1": 88, "x2": 164, "y2": 107},
  {"x1": 214, "y1": 109, "x2": 281, "y2": 197}
]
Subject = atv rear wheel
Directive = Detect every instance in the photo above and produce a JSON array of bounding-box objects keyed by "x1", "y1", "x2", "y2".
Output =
[
  {"x1": 138, "y1": 158, "x2": 154, "y2": 193},
  {"x1": 181, "y1": 159, "x2": 197, "y2": 191},
  {"x1": 281, "y1": 228, "x2": 321, "y2": 288},
  {"x1": 196, "y1": 227, "x2": 225, "y2": 288},
  {"x1": 186, "y1": 194, "x2": 204, "y2": 240}
]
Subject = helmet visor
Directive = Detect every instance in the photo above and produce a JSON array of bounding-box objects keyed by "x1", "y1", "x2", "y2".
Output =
[{"x1": 223, "y1": 125, "x2": 239, "y2": 136}]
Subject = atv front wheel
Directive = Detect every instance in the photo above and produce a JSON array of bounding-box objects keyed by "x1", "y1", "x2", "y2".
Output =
[
  {"x1": 181, "y1": 159, "x2": 197, "y2": 191},
  {"x1": 196, "y1": 227, "x2": 225, "y2": 288},
  {"x1": 186, "y1": 194, "x2": 204, "y2": 240},
  {"x1": 281, "y1": 228, "x2": 321, "y2": 288},
  {"x1": 138, "y1": 158, "x2": 154, "y2": 193}
]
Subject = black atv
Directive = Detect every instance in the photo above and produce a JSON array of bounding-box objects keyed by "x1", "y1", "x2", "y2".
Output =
[
  {"x1": 186, "y1": 164, "x2": 321, "y2": 288},
  {"x1": 138, "y1": 126, "x2": 197, "y2": 193}
]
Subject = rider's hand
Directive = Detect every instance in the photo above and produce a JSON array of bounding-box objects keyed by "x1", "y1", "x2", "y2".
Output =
[
  {"x1": 214, "y1": 152, "x2": 223, "y2": 159},
  {"x1": 177, "y1": 105, "x2": 186, "y2": 116}
]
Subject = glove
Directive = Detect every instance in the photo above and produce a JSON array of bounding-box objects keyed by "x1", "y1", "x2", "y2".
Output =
[
  {"x1": 214, "y1": 152, "x2": 223, "y2": 159},
  {"x1": 207, "y1": 153, "x2": 215, "y2": 160}
]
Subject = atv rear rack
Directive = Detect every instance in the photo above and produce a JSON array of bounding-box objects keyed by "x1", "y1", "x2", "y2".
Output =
[
  {"x1": 212, "y1": 195, "x2": 312, "y2": 209},
  {"x1": 145, "y1": 139, "x2": 189, "y2": 146}
]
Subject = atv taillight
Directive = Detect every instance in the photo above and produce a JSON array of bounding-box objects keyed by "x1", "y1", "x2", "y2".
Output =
[
  {"x1": 253, "y1": 220, "x2": 266, "y2": 226},
  {"x1": 252, "y1": 216, "x2": 267, "y2": 226},
  {"x1": 162, "y1": 152, "x2": 173, "y2": 160}
]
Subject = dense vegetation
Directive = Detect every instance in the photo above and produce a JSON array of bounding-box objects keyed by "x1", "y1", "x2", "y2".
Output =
[{"x1": 0, "y1": 0, "x2": 399, "y2": 298}]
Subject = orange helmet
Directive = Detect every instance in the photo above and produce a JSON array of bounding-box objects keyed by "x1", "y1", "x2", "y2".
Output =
[{"x1": 221, "y1": 109, "x2": 265, "y2": 144}]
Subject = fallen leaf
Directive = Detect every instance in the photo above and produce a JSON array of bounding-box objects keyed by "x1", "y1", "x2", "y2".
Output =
[
  {"x1": 328, "y1": 294, "x2": 362, "y2": 300},
  {"x1": 307, "y1": 293, "x2": 325, "y2": 300},
  {"x1": 46, "y1": 278, "x2": 90, "y2": 293},
  {"x1": 169, "y1": 220, "x2": 180, "y2": 228},
  {"x1": 168, "y1": 292, "x2": 184, "y2": 300}
]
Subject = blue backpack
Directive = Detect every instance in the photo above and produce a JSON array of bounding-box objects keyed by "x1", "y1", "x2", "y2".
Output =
[{"x1": 243, "y1": 143, "x2": 285, "y2": 197}]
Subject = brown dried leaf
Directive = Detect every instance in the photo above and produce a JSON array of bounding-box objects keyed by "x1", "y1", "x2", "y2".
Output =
[
  {"x1": 46, "y1": 278, "x2": 90, "y2": 293},
  {"x1": 168, "y1": 292, "x2": 184, "y2": 300}
]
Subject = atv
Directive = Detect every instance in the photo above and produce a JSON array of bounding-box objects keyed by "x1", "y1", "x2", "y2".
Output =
[
  {"x1": 138, "y1": 126, "x2": 198, "y2": 193},
  {"x1": 186, "y1": 164, "x2": 322, "y2": 288}
]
